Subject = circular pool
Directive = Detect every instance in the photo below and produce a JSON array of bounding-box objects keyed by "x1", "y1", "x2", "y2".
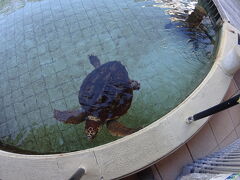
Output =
[{"x1": 0, "y1": 0, "x2": 215, "y2": 153}]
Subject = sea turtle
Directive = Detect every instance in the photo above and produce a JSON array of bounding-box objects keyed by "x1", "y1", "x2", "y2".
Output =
[{"x1": 54, "y1": 55, "x2": 140, "y2": 140}]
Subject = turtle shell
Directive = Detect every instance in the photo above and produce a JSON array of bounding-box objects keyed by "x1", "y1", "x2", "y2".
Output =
[{"x1": 79, "y1": 61, "x2": 133, "y2": 121}]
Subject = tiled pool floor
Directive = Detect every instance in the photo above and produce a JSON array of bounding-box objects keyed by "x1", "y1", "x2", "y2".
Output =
[{"x1": 0, "y1": 0, "x2": 215, "y2": 153}]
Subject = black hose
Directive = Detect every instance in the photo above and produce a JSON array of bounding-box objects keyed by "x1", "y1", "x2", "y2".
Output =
[{"x1": 188, "y1": 93, "x2": 240, "y2": 122}]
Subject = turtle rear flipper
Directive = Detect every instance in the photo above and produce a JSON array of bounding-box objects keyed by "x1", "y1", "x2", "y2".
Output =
[
  {"x1": 54, "y1": 109, "x2": 87, "y2": 124},
  {"x1": 88, "y1": 55, "x2": 101, "y2": 68},
  {"x1": 106, "y1": 120, "x2": 140, "y2": 137},
  {"x1": 129, "y1": 80, "x2": 140, "y2": 90}
]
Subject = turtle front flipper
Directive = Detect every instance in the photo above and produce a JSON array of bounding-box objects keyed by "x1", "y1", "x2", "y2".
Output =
[
  {"x1": 54, "y1": 109, "x2": 87, "y2": 124},
  {"x1": 106, "y1": 120, "x2": 140, "y2": 137}
]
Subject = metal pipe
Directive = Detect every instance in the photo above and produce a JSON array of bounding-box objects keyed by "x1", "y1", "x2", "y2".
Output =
[
  {"x1": 186, "y1": 93, "x2": 240, "y2": 124},
  {"x1": 69, "y1": 168, "x2": 85, "y2": 180},
  {"x1": 238, "y1": 33, "x2": 240, "y2": 45}
]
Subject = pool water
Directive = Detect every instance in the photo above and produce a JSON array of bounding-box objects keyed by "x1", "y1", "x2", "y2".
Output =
[{"x1": 0, "y1": 0, "x2": 215, "y2": 153}]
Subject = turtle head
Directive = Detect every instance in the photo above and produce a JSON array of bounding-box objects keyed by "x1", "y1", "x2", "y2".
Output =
[{"x1": 85, "y1": 118, "x2": 101, "y2": 141}]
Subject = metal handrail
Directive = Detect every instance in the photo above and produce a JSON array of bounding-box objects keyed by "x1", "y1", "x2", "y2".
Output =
[{"x1": 186, "y1": 93, "x2": 240, "y2": 124}]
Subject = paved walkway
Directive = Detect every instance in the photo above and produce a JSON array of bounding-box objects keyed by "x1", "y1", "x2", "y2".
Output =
[{"x1": 213, "y1": 0, "x2": 240, "y2": 30}]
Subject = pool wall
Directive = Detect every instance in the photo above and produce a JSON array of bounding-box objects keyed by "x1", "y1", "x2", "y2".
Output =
[{"x1": 0, "y1": 21, "x2": 239, "y2": 180}]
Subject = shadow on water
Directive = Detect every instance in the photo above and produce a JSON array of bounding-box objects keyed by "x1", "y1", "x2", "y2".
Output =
[
  {"x1": 0, "y1": 140, "x2": 41, "y2": 155},
  {"x1": 0, "y1": 141, "x2": 64, "y2": 155}
]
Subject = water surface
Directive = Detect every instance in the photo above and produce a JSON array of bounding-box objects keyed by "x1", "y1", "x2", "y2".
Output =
[{"x1": 0, "y1": 0, "x2": 215, "y2": 153}]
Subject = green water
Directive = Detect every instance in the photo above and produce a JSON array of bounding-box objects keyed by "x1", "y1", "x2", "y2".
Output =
[{"x1": 0, "y1": 0, "x2": 215, "y2": 153}]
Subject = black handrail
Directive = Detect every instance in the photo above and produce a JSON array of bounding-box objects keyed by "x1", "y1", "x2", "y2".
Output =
[
  {"x1": 69, "y1": 168, "x2": 85, "y2": 180},
  {"x1": 187, "y1": 93, "x2": 240, "y2": 124}
]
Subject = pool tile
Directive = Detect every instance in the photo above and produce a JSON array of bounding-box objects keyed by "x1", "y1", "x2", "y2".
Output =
[
  {"x1": 17, "y1": 63, "x2": 28, "y2": 75},
  {"x1": 27, "y1": 109, "x2": 42, "y2": 127},
  {"x1": 209, "y1": 110, "x2": 235, "y2": 144},
  {"x1": 20, "y1": 73, "x2": 31, "y2": 87},
  {"x1": 56, "y1": 69, "x2": 71, "y2": 84},
  {"x1": 38, "y1": 43, "x2": 48, "y2": 56},
  {"x1": 46, "y1": 32, "x2": 58, "y2": 42},
  {"x1": 48, "y1": 87, "x2": 64, "y2": 102},
  {"x1": 235, "y1": 124, "x2": 240, "y2": 137},
  {"x1": 55, "y1": 19, "x2": 67, "y2": 30},
  {"x1": 51, "y1": 48, "x2": 65, "y2": 60},
  {"x1": 44, "y1": 74, "x2": 58, "y2": 88},
  {"x1": 14, "y1": 101, "x2": 25, "y2": 116},
  {"x1": 61, "y1": 82, "x2": 77, "y2": 97},
  {"x1": 234, "y1": 69, "x2": 240, "y2": 89},
  {"x1": 6, "y1": 56, "x2": 17, "y2": 69},
  {"x1": 187, "y1": 123, "x2": 218, "y2": 160},
  {"x1": 7, "y1": 118, "x2": 19, "y2": 134},
  {"x1": 48, "y1": 40, "x2": 60, "y2": 52},
  {"x1": 41, "y1": 63, "x2": 55, "y2": 77},
  {"x1": 30, "y1": 67, "x2": 42, "y2": 81},
  {"x1": 11, "y1": 89, "x2": 24, "y2": 103},
  {"x1": 27, "y1": 47, "x2": 38, "y2": 61},
  {"x1": 35, "y1": 32, "x2": 46, "y2": 44},
  {"x1": 22, "y1": 85, "x2": 35, "y2": 99},
  {"x1": 69, "y1": 22, "x2": 80, "y2": 34},
  {"x1": 68, "y1": 64, "x2": 83, "y2": 78},
  {"x1": 155, "y1": 145, "x2": 192, "y2": 180},
  {"x1": 93, "y1": 24, "x2": 108, "y2": 34},
  {"x1": 228, "y1": 103, "x2": 240, "y2": 127},
  {"x1": 24, "y1": 39, "x2": 36, "y2": 51},
  {"x1": 32, "y1": 12, "x2": 42, "y2": 23},
  {"x1": 53, "y1": 58, "x2": 68, "y2": 72},
  {"x1": 40, "y1": 105, "x2": 54, "y2": 120},
  {"x1": 9, "y1": 79, "x2": 19, "y2": 92},
  {"x1": 219, "y1": 130, "x2": 238, "y2": 149},
  {"x1": 151, "y1": 165, "x2": 162, "y2": 180},
  {"x1": 0, "y1": 122, "x2": 10, "y2": 137},
  {"x1": 36, "y1": 90, "x2": 51, "y2": 108},
  {"x1": 32, "y1": 78, "x2": 46, "y2": 94},
  {"x1": 42, "y1": 16, "x2": 54, "y2": 26},
  {"x1": 0, "y1": 110, "x2": 7, "y2": 125},
  {"x1": 24, "y1": 96, "x2": 38, "y2": 112},
  {"x1": 39, "y1": 52, "x2": 53, "y2": 65},
  {"x1": 65, "y1": 94, "x2": 80, "y2": 109},
  {"x1": 3, "y1": 93, "x2": 12, "y2": 107},
  {"x1": 44, "y1": 23, "x2": 56, "y2": 34}
]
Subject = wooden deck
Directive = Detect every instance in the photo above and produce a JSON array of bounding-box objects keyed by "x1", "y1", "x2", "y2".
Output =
[{"x1": 213, "y1": 0, "x2": 240, "y2": 30}]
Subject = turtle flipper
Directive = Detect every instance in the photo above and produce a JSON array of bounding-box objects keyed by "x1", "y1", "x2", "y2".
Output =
[
  {"x1": 106, "y1": 120, "x2": 140, "y2": 137},
  {"x1": 54, "y1": 109, "x2": 87, "y2": 124},
  {"x1": 88, "y1": 55, "x2": 101, "y2": 68},
  {"x1": 129, "y1": 80, "x2": 140, "y2": 90}
]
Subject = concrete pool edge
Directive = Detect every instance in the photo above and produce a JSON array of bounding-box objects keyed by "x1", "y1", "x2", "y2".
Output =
[{"x1": 0, "y1": 21, "x2": 239, "y2": 180}]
